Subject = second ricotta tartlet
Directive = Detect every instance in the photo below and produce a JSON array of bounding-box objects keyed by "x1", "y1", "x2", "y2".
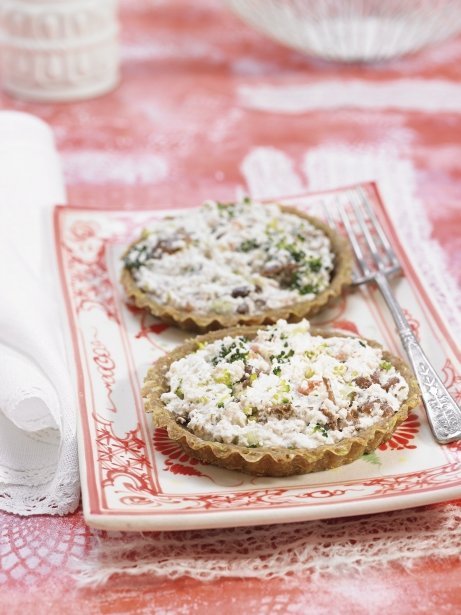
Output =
[{"x1": 122, "y1": 199, "x2": 352, "y2": 331}]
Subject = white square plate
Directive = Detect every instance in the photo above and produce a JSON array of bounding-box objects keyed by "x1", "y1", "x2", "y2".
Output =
[{"x1": 55, "y1": 183, "x2": 461, "y2": 530}]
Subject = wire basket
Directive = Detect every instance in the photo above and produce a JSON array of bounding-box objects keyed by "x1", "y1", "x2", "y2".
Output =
[{"x1": 225, "y1": 0, "x2": 461, "y2": 62}]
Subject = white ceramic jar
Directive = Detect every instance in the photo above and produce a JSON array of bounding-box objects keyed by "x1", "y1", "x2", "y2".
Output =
[{"x1": 0, "y1": 0, "x2": 119, "y2": 102}]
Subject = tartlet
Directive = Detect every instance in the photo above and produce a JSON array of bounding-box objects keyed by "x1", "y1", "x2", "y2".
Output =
[
  {"x1": 122, "y1": 199, "x2": 352, "y2": 332},
  {"x1": 143, "y1": 320, "x2": 420, "y2": 477}
]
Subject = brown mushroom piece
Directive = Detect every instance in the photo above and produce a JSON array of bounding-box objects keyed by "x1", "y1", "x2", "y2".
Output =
[{"x1": 354, "y1": 376, "x2": 372, "y2": 389}]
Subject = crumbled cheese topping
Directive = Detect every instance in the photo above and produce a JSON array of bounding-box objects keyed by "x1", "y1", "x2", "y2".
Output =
[
  {"x1": 161, "y1": 320, "x2": 409, "y2": 450},
  {"x1": 124, "y1": 199, "x2": 334, "y2": 315}
]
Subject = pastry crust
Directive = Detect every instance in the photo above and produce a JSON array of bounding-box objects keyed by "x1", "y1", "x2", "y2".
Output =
[
  {"x1": 143, "y1": 325, "x2": 421, "y2": 477},
  {"x1": 122, "y1": 205, "x2": 353, "y2": 333}
]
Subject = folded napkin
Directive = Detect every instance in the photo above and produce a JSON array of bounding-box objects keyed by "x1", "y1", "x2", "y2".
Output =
[{"x1": 0, "y1": 111, "x2": 79, "y2": 515}]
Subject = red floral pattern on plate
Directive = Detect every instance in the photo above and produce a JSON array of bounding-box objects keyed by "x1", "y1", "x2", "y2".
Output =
[
  {"x1": 379, "y1": 412, "x2": 420, "y2": 451},
  {"x1": 62, "y1": 220, "x2": 119, "y2": 322},
  {"x1": 126, "y1": 303, "x2": 170, "y2": 341},
  {"x1": 154, "y1": 428, "x2": 210, "y2": 478},
  {"x1": 95, "y1": 415, "x2": 155, "y2": 493}
]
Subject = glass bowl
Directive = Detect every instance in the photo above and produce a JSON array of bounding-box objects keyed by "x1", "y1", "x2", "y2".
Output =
[{"x1": 225, "y1": 0, "x2": 461, "y2": 62}]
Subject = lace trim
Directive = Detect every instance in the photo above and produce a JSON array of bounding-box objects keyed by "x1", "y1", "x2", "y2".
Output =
[{"x1": 74, "y1": 503, "x2": 461, "y2": 586}]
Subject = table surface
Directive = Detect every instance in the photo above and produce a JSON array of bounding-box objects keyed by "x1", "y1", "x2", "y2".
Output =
[{"x1": 1, "y1": 1, "x2": 461, "y2": 613}]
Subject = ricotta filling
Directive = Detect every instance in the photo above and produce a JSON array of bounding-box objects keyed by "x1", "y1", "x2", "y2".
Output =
[
  {"x1": 124, "y1": 199, "x2": 334, "y2": 315},
  {"x1": 161, "y1": 320, "x2": 409, "y2": 450}
]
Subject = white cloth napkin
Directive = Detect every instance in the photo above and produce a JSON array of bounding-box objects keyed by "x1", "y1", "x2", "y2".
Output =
[{"x1": 0, "y1": 111, "x2": 80, "y2": 515}]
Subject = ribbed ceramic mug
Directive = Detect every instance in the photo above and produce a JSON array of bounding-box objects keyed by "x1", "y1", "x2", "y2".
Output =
[{"x1": 0, "y1": 0, "x2": 119, "y2": 102}]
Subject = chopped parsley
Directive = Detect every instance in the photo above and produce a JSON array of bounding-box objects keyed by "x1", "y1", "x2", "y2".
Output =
[
  {"x1": 124, "y1": 244, "x2": 150, "y2": 270},
  {"x1": 297, "y1": 283, "x2": 317, "y2": 295},
  {"x1": 289, "y1": 271, "x2": 318, "y2": 296},
  {"x1": 212, "y1": 338, "x2": 249, "y2": 365},
  {"x1": 276, "y1": 239, "x2": 306, "y2": 263},
  {"x1": 239, "y1": 239, "x2": 259, "y2": 252},
  {"x1": 308, "y1": 257, "x2": 322, "y2": 273},
  {"x1": 380, "y1": 360, "x2": 392, "y2": 371},
  {"x1": 216, "y1": 202, "x2": 236, "y2": 218},
  {"x1": 313, "y1": 423, "x2": 329, "y2": 438},
  {"x1": 270, "y1": 348, "x2": 295, "y2": 364}
]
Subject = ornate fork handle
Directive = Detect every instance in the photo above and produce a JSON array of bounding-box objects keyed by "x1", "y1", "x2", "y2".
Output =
[{"x1": 375, "y1": 273, "x2": 461, "y2": 444}]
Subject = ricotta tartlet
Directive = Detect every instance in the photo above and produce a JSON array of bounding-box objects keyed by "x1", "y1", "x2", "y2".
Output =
[
  {"x1": 122, "y1": 199, "x2": 352, "y2": 332},
  {"x1": 143, "y1": 320, "x2": 420, "y2": 476}
]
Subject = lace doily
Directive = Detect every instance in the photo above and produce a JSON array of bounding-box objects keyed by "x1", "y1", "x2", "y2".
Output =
[{"x1": 74, "y1": 502, "x2": 461, "y2": 585}]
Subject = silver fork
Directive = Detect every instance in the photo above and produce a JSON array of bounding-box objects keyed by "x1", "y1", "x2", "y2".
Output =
[{"x1": 323, "y1": 186, "x2": 461, "y2": 444}]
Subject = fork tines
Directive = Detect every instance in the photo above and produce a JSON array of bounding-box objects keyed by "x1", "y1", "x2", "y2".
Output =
[{"x1": 321, "y1": 187, "x2": 401, "y2": 286}]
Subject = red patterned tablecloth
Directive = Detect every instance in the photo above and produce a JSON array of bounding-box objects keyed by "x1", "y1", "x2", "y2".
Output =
[{"x1": 1, "y1": 1, "x2": 461, "y2": 612}]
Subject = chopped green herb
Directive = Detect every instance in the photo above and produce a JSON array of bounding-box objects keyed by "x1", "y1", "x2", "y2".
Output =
[
  {"x1": 239, "y1": 239, "x2": 259, "y2": 252},
  {"x1": 217, "y1": 401, "x2": 224, "y2": 408},
  {"x1": 124, "y1": 244, "x2": 150, "y2": 270},
  {"x1": 299, "y1": 283, "x2": 317, "y2": 295},
  {"x1": 273, "y1": 366, "x2": 282, "y2": 376},
  {"x1": 362, "y1": 451, "x2": 381, "y2": 466},
  {"x1": 216, "y1": 202, "x2": 236, "y2": 218},
  {"x1": 290, "y1": 271, "x2": 318, "y2": 295},
  {"x1": 313, "y1": 423, "x2": 329, "y2": 438},
  {"x1": 308, "y1": 257, "x2": 322, "y2": 273},
  {"x1": 276, "y1": 239, "x2": 305, "y2": 263},
  {"x1": 271, "y1": 349, "x2": 294, "y2": 363},
  {"x1": 174, "y1": 386, "x2": 184, "y2": 400},
  {"x1": 380, "y1": 360, "x2": 392, "y2": 371},
  {"x1": 212, "y1": 338, "x2": 249, "y2": 365},
  {"x1": 359, "y1": 341, "x2": 366, "y2": 348}
]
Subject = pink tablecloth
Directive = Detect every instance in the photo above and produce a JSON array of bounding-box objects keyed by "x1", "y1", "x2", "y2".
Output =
[{"x1": 1, "y1": 1, "x2": 461, "y2": 612}]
